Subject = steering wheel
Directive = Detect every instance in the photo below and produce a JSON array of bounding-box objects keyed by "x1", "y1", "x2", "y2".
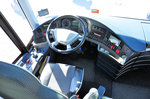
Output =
[{"x1": 46, "y1": 15, "x2": 87, "y2": 54}]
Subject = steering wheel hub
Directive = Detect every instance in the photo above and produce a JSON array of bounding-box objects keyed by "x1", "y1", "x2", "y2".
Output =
[{"x1": 53, "y1": 28, "x2": 79, "y2": 45}]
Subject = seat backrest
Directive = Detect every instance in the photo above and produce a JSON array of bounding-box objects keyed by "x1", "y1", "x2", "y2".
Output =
[{"x1": 0, "y1": 61, "x2": 68, "y2": 99}]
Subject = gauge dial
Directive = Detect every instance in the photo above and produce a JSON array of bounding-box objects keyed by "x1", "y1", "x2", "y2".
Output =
[{"x1": 62, "y1": 18, "x2": 71, "y2": 28}]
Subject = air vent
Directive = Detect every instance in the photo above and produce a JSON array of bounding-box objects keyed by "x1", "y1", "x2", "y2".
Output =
[{"x1": 71, "y1": 40, "x2": 80, "y2": 48}]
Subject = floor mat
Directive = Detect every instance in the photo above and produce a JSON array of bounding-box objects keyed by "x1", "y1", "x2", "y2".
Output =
[
  {"x1": 112, "y1": 82, "x2": 150, "y2": 99},
  {"x1": 56, "y1": 53, "x2": 113, "y2": 97},
  {"x1": 54, "y1": 52, "x2": 150, "y2": 98},
  {"x1": 112, "y1": 68, "x2": 150, "y2": 99}
]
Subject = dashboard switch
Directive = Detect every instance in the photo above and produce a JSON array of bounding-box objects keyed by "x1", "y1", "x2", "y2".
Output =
[
  {"x1": 116, "y1": 49, "x2": 120, "y2": 54},
  {"x1": 44, "y1": 33, "x2": 46, "y2": 37},
  {"x1": 110, "y1": 45, "x2": 113, "y2": 49},
  {"x1": 100, "y1": 48, "x2": 105, "y2": 52},
  {"x1": 26, "y1": 59, "x2": 30, "y2": 63}
]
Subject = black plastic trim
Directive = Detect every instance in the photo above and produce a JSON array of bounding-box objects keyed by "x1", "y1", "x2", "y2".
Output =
[{"x1": 0, "y1": 12, "x2": 28, "y2": 54}]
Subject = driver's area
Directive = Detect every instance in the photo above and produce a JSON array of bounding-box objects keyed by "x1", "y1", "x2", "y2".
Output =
[
  {"x1": 34, "y1": 15, "x2": 86, "y2": 97},
  {"x1": 7, "y1": 15, "x2": 86, "y2": 98}
]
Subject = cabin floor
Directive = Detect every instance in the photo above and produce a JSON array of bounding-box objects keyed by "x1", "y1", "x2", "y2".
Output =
[{"x1": 49, "y1": 41, "x2": 150, "y2": 99}]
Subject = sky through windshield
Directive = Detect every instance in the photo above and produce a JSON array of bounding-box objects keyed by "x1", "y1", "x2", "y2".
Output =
[{"x1": 28, "y1": 0, "x2": 150, "y2": 24}]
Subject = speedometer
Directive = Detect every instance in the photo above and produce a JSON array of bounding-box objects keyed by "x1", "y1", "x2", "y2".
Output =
[{"x1": 62, "y1": 18, "x2": 71, "y2": 28}]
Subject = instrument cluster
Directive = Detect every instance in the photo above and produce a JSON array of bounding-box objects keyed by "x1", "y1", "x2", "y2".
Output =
[{"x1": 33, "y1": 18, "x2": 84, "y2": 43}]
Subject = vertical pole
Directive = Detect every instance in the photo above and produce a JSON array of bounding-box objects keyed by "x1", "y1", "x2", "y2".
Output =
[{"x1": 17, "y1": 0, "x2": 39, "y2": 30}]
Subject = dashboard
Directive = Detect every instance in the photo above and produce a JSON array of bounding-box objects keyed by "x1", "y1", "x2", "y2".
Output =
[{"x1": 33, "y1": 16, "x2": 133, "y2": 65}]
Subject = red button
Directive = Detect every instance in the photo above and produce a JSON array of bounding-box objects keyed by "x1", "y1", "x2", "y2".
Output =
[
  {"x1": 116, "y1": 49, "x2": 120, "y2": 54},
  {"x1": 44, "y1": 33, "x2": 46, "y2": 37},
  {"x1": 26, "y1": 59, "x2": 30, "y2": 63},
  {"x1": 110, "y1": 45, "x2": 113, "y2": 49}
]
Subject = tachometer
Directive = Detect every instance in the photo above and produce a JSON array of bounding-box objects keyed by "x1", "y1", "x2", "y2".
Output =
[{"x1": 62, "y1": 18, "x2": 71, "y2": 28}]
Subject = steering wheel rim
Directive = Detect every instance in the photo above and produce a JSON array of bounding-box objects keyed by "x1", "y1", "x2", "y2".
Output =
[{"x1": 46, "y1": 15, "x2": 87, "y2": 54}]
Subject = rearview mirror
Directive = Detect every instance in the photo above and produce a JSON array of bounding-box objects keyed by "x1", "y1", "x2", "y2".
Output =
[{"x1": 38, "y1": 9, "x2": 49, "y2": 17}]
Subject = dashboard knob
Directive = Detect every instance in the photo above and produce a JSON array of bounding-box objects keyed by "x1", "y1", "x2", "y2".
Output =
[
  {"x1": 100, "y1": 48, "x2": 105, "y2": 52},
  {"x1": 33, "y1": 54, "x2": 38, "y2": 58},
  {"x1": 104, "y1": 50, "x2": 109, "y2": 55},
  {"x1": 121, "y1": 55, "x2": 126, "y2": 59}
]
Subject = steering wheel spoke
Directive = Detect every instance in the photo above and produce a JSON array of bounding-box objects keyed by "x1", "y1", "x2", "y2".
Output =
[
  {"x1": 66, "y1": 44, "x2": 72, "y2": 50},
  {"x1": 51, "y1": 41, "x2": 58, "y2": 47},
  {"x1": 50, "y1": 29, "x2": 56, "y2": 34},
  {"x1": 78, "y1": 35, "x2": 83, "y2": 41}
]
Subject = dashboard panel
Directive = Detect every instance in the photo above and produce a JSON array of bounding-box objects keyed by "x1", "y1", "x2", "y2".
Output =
[
  {"x1": 33, "y1": 16, "x2": 133, "y2": 65},
  {"x1": 84, "y1": 17, "x2": 132, "y2": 64}
]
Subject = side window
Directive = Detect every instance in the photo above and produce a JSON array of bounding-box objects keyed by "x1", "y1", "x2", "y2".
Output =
[
  {"x1": 1, "y1": 0, "x2": 33, "y2": 46},
  {"x1": 0, "y1": 0, "x2": 33, "y2": 63},
  {"x1": 0, "y1": 27, "x2": 21, "y2": 63}
]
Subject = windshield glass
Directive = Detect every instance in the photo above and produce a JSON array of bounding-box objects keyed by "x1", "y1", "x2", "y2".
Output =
[{"x1": 29, "y1": 0, "x2": 150, "y2": 24}]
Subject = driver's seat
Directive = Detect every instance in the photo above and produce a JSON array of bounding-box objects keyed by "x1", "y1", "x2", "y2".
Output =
[
  {"x1": 40, "y1": 63, "x2": 84, "y2": 97},
  {"x1": 0, "y1": 61, "x2": 83, "y2": 99}
]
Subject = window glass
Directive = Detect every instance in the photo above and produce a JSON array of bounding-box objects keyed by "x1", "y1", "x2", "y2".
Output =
[
  {"x1": 0, "y1": 27, "x2": 21, "y2": 63},
  {"x1": 29, "y1": 0, "x2": 150, "y2": 24},
  {"x1": 1, "y1": 0, "x2": 33, "y2": 46}
]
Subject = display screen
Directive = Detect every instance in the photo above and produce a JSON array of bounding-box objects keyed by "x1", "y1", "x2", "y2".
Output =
[
  {"x1": 72, "y1": 20, "x2": 79, "y2": 26},
  {"x1": 109, "y1": 35, "x2": 121, "y2": 46},
  {"x1": 43, "y1": 24, "x2": 49, "y2": 29}
]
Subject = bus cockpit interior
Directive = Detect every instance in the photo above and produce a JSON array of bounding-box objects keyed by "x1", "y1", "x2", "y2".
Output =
[{"x1": 1, "y1": 0, "x2": 150, "y2": 99}]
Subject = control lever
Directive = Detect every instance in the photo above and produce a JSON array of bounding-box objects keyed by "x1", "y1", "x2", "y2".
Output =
[
  {"x1": 32, "y1": 53, "x2": 38, "y2": 58},
  {"x1": 31, "y1": 47, "x2": 38, "y2": 58}
]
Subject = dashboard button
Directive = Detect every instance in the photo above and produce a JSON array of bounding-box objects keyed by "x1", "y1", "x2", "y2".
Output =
[
  {"x1": 100, "y1": 48, "x2": 105, "y2": 52},
  {"x1": 121, "y1": 55, "x2": 126, "y2": 59},
  {"x1": 44, "y1": 33, "x2": 46, "y2": 37},
  {"x1": 104, "y1": 50, "x2": 109, "y2": 55},
  {"x1": 110, "y1": 45, "x2": 113, "y2": 49},
  {"x1": 116, "y1": 49, "x2": 120, "y2": 54},
  {"x1": 26, "y1": 59, "x2": 30, "y2": 63}
]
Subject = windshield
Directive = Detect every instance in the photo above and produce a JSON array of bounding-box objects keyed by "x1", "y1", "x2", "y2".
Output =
[{"x1": 29, "y1": 0, "x2": 150, "y2": 24}]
